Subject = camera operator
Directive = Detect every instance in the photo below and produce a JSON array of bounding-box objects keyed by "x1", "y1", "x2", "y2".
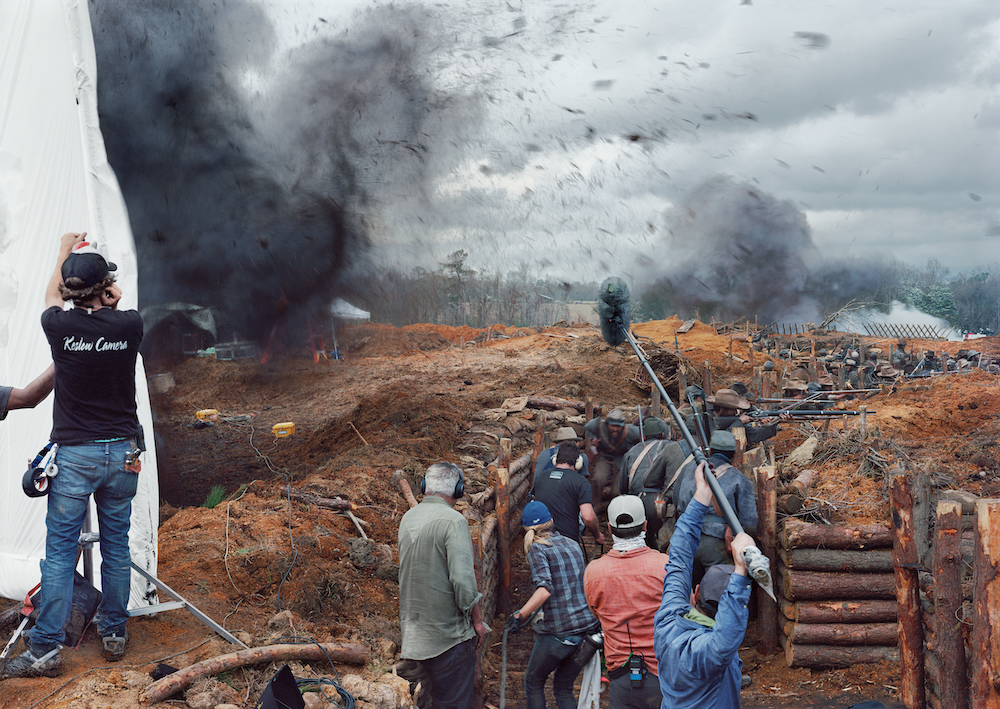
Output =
[{"x1": 3, "y1": 232, "x2": 144, "y2": 680}]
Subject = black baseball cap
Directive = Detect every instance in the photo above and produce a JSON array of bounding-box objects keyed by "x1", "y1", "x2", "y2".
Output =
[{"x1": 61, "y1": 244, "x2": 117, "y2": 287}]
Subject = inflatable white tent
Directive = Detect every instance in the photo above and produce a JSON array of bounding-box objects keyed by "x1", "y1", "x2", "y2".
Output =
[{"x1": 0, "y1": 1, "x2": 158, "y2": 606}]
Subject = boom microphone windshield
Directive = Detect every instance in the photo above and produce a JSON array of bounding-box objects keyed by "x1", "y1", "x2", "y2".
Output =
[{"x1": 597, "y1": 277, "x2": 631, "y2": 346}]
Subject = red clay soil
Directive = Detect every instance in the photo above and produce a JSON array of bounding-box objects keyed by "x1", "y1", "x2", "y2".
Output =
[{"x1": 1, "y1": 319, "x2": 996, "y2": 708}]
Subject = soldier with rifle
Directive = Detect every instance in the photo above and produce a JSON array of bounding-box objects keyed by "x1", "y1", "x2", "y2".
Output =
[{"x1": 705, "y1": 389, "x2": 790, "y2": 446}]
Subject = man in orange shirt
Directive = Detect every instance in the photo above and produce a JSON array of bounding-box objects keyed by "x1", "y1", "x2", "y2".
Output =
[{"x1": 583, "y1": 495, "x2": 668, "y2": 708}]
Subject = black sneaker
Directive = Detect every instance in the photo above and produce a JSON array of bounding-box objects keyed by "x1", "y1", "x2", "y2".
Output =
[
  {"x1": 0, "y1": 644, "x2": 62, "y2": 679},
  {"x1": 101, "y1": 630, "x2": 129, "y2": 662}
]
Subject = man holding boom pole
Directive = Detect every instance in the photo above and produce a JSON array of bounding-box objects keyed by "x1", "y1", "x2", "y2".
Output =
[{"x1": 653, "y1": 461, "x2": 754, "y2": 708}]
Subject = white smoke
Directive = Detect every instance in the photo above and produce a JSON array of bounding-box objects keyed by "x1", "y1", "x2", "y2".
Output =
[{"x1": 828, "y1": 300, "x2": 961, "y2": 341}]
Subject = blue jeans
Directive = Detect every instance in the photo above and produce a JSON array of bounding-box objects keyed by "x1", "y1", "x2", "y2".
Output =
[
  {"x1": 30, "y1": 441, "x2": 138, "y2": 651},
  {"x1": 525, "y1": 632, "x2": 584, "y2": 709}
]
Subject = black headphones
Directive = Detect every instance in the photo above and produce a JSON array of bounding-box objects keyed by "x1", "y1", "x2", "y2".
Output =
[{"x1": 420, "y1": 463, "x2": 465, "y2": 499}]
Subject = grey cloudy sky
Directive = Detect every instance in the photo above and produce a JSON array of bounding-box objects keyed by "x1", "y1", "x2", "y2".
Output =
[{"x1": 265, "y1": 0, "x2": 999, "y2": 285}]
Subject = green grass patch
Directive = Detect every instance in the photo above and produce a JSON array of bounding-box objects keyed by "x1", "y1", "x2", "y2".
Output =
[{"x1": 202, "y1": 485, "x2": 227, "y2": 509}]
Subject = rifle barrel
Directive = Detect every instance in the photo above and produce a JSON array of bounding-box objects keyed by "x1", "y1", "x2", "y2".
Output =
[{"x1": 752, "y1": 409, "x2": 866, "y2": 417}]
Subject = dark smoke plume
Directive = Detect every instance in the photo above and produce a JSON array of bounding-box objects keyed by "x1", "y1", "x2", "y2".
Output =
[
  {"x1": 641, "y1": 175, "x2": 908, "y2": 324},
  {"x1": 89, "y1": 1, "x2": 446, "y2": 341},
  {"x1": 651, "y1": 175, "x2": 820, "y2": 323}
]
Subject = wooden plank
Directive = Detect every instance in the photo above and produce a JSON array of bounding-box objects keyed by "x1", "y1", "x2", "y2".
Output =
[
  {"x1": 784, "y1": 643, "x2": 898, "y2": 669},
  {"x1": 891, "y1": 470, "x2": 926, "y2": 709},
  {"x1": 732, "y1": 426, "x2": 747, "y2": 471},
  {"x1": 676, "y1": 318, "x2": 697, "y2": 333},
  {"x1": 973, "y1": 499, "x2": 1000, "y2": 709},
  {"x1": 934, "y1": 501, "x2": 970, "y2": 709},
  {"x1": 913, "y1": 472, "x2": 932, "y2": 569}
]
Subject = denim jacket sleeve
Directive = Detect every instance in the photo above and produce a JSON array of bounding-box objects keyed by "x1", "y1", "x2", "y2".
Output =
[
  {"x1": 656, "y1": 499, "x2": 708, "y2": 622},
  {"x1": 684, "y1": 573, "x2": 753, "y2": 675}
]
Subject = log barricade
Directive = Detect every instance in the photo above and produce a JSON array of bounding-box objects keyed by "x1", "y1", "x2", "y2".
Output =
[
  {"x1": 892, "y1": 481, "x2": 1000, "y2": 709},
  {"x1": 775, "y1": 516, "x2": 898, "y2": 669}
]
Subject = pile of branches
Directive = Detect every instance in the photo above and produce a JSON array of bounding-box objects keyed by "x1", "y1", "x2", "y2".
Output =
[
  {"x1": 811, "y1": 427, "x2": 911, "y2": 481},
  {"x1": 785, "y1": 428, "x2": 912, "y2": 524},
  {"x1": 632, "y1": 348, "x2": 701, "y2": 393}
]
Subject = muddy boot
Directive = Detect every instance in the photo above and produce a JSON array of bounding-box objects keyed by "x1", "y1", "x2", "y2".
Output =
[
  {"x1": 0, "y1": 643, "x2": 62, "y2": 679},
  {"x1": 101, "y1": 629, "x2": 129, "y2": 662}
]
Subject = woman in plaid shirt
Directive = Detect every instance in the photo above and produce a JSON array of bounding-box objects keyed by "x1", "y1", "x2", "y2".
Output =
[{"x1": 508, "y1": 500, "x2": 600, "y2": 709}]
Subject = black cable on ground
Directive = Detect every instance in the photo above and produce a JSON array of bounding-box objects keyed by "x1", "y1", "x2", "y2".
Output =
[{"x1": 273, "y1": 635, "x2": 356, "y2": 709}]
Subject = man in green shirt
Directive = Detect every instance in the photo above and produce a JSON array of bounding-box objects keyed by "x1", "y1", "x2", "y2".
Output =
[{"x1": 398, "y1": 462, "x2": 489, "y2": 708}]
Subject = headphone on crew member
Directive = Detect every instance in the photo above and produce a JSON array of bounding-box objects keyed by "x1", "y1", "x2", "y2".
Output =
[
  {"x1": 420, "y1": 462, "x2": 465, "y2": 499},
  {"x1": 551, "y1": 442, "x2": 584, "y2": 471}
]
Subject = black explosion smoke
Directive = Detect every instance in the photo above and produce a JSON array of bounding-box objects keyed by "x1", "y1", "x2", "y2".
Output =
[
  {"x1": 646, "y1": 175, "x2": 894, "y2": 324},
  {"x1": 89, "y1": 0, "x2": 443, "y2": 342}
]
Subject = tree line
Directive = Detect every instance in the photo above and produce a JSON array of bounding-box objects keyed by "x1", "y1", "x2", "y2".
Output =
[{"x1": 360, "y1": 251, "x2": 1000, "y2": 335}]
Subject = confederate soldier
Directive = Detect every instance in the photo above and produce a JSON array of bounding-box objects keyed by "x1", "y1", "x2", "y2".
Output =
[
  {"x1": 672, "y1": 430, "x2": 757, "y2": 584},
  {"x1": 620, "y1": 419, "x2": 684, "y2": 551},
  {"x1": 585, "y1": 409, "x2": 641, "y2": 515}
]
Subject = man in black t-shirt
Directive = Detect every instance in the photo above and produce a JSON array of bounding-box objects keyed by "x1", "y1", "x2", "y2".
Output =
[
  {"x1": 3, "y1": 232, "x2": 144, "y2": 680},
  {"x1": 531, "y1": 442, "x2": 604, "y2": 546}
]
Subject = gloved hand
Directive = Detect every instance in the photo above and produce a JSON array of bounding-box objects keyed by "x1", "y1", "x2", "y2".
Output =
[{"x1": 504, "y1": 613, "x2": 526, "y2": 634}]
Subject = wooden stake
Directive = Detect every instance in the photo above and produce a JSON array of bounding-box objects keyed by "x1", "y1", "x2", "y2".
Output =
[
  {"x1": 496, "y1": 438, "x2": 513, "y2": 615},
  {"x1": 702, "y1": 361, "x2": 713, "y2": 398},
  {"x1": 891, "y1": 470, "x2": 926, "y2": 709},
  {"x1": 532, "y1": 412, "x2": 545, "y2": 492},
  {"x1": 732, "y1": 427, "x2": 747, "y2": 471},
  {"x1": 934, "y1": 501, "x2": 969, "y2": 709},
  {"x1": 349, "y1": 422, "x2": 369, "y2": 446},
  {"x1": 973, "y1": 499, "x2": 1000, "y2": 709},
  {"x1": 755, "y1": 465, "x2": 778, "y2": 655}
]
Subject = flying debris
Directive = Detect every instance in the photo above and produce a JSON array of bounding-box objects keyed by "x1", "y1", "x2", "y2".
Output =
[
  {"x1": 969, "y1": 193, "x2": 982, "y2": 202},
  {"x1": 794, "y1": 31, "x2": 831, "y2": 49}
]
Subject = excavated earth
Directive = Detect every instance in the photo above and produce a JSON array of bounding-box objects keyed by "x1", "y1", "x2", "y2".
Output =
[{"x1": 2, "y1": 318, "x2": 998, "y2": 708}]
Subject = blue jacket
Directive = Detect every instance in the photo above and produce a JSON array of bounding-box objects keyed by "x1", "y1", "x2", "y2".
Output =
[{"x1": 653, "y1": 500, "x2": 752, "y2": 708}]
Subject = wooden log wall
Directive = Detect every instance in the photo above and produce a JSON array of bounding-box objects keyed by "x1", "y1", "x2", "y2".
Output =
[
  {"x1": 911, "y1": 487, "x2": 985, "y2": 709},
  {"x1": 776, "y1": 517, "x2": 899, "y2": 669},
  {"x1": 457, "y1": 439, "x2": 535, "y2": 631}
]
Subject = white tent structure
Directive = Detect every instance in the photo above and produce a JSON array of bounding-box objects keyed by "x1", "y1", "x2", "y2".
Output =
[
  {"x1": 330, "y1": 298, "x2": 371, "y2": 322},
  {"x1": 0, "y1": 1, "x2": 159, "y2": 607}
]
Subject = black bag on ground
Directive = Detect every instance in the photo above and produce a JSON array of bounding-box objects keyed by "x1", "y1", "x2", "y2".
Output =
[
  {"x1": 26, "y1": 572, "x2": 102, "y2": 647},
  {"x1": 254, "y1": 664, "x2": 304, "y2": 709}
]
